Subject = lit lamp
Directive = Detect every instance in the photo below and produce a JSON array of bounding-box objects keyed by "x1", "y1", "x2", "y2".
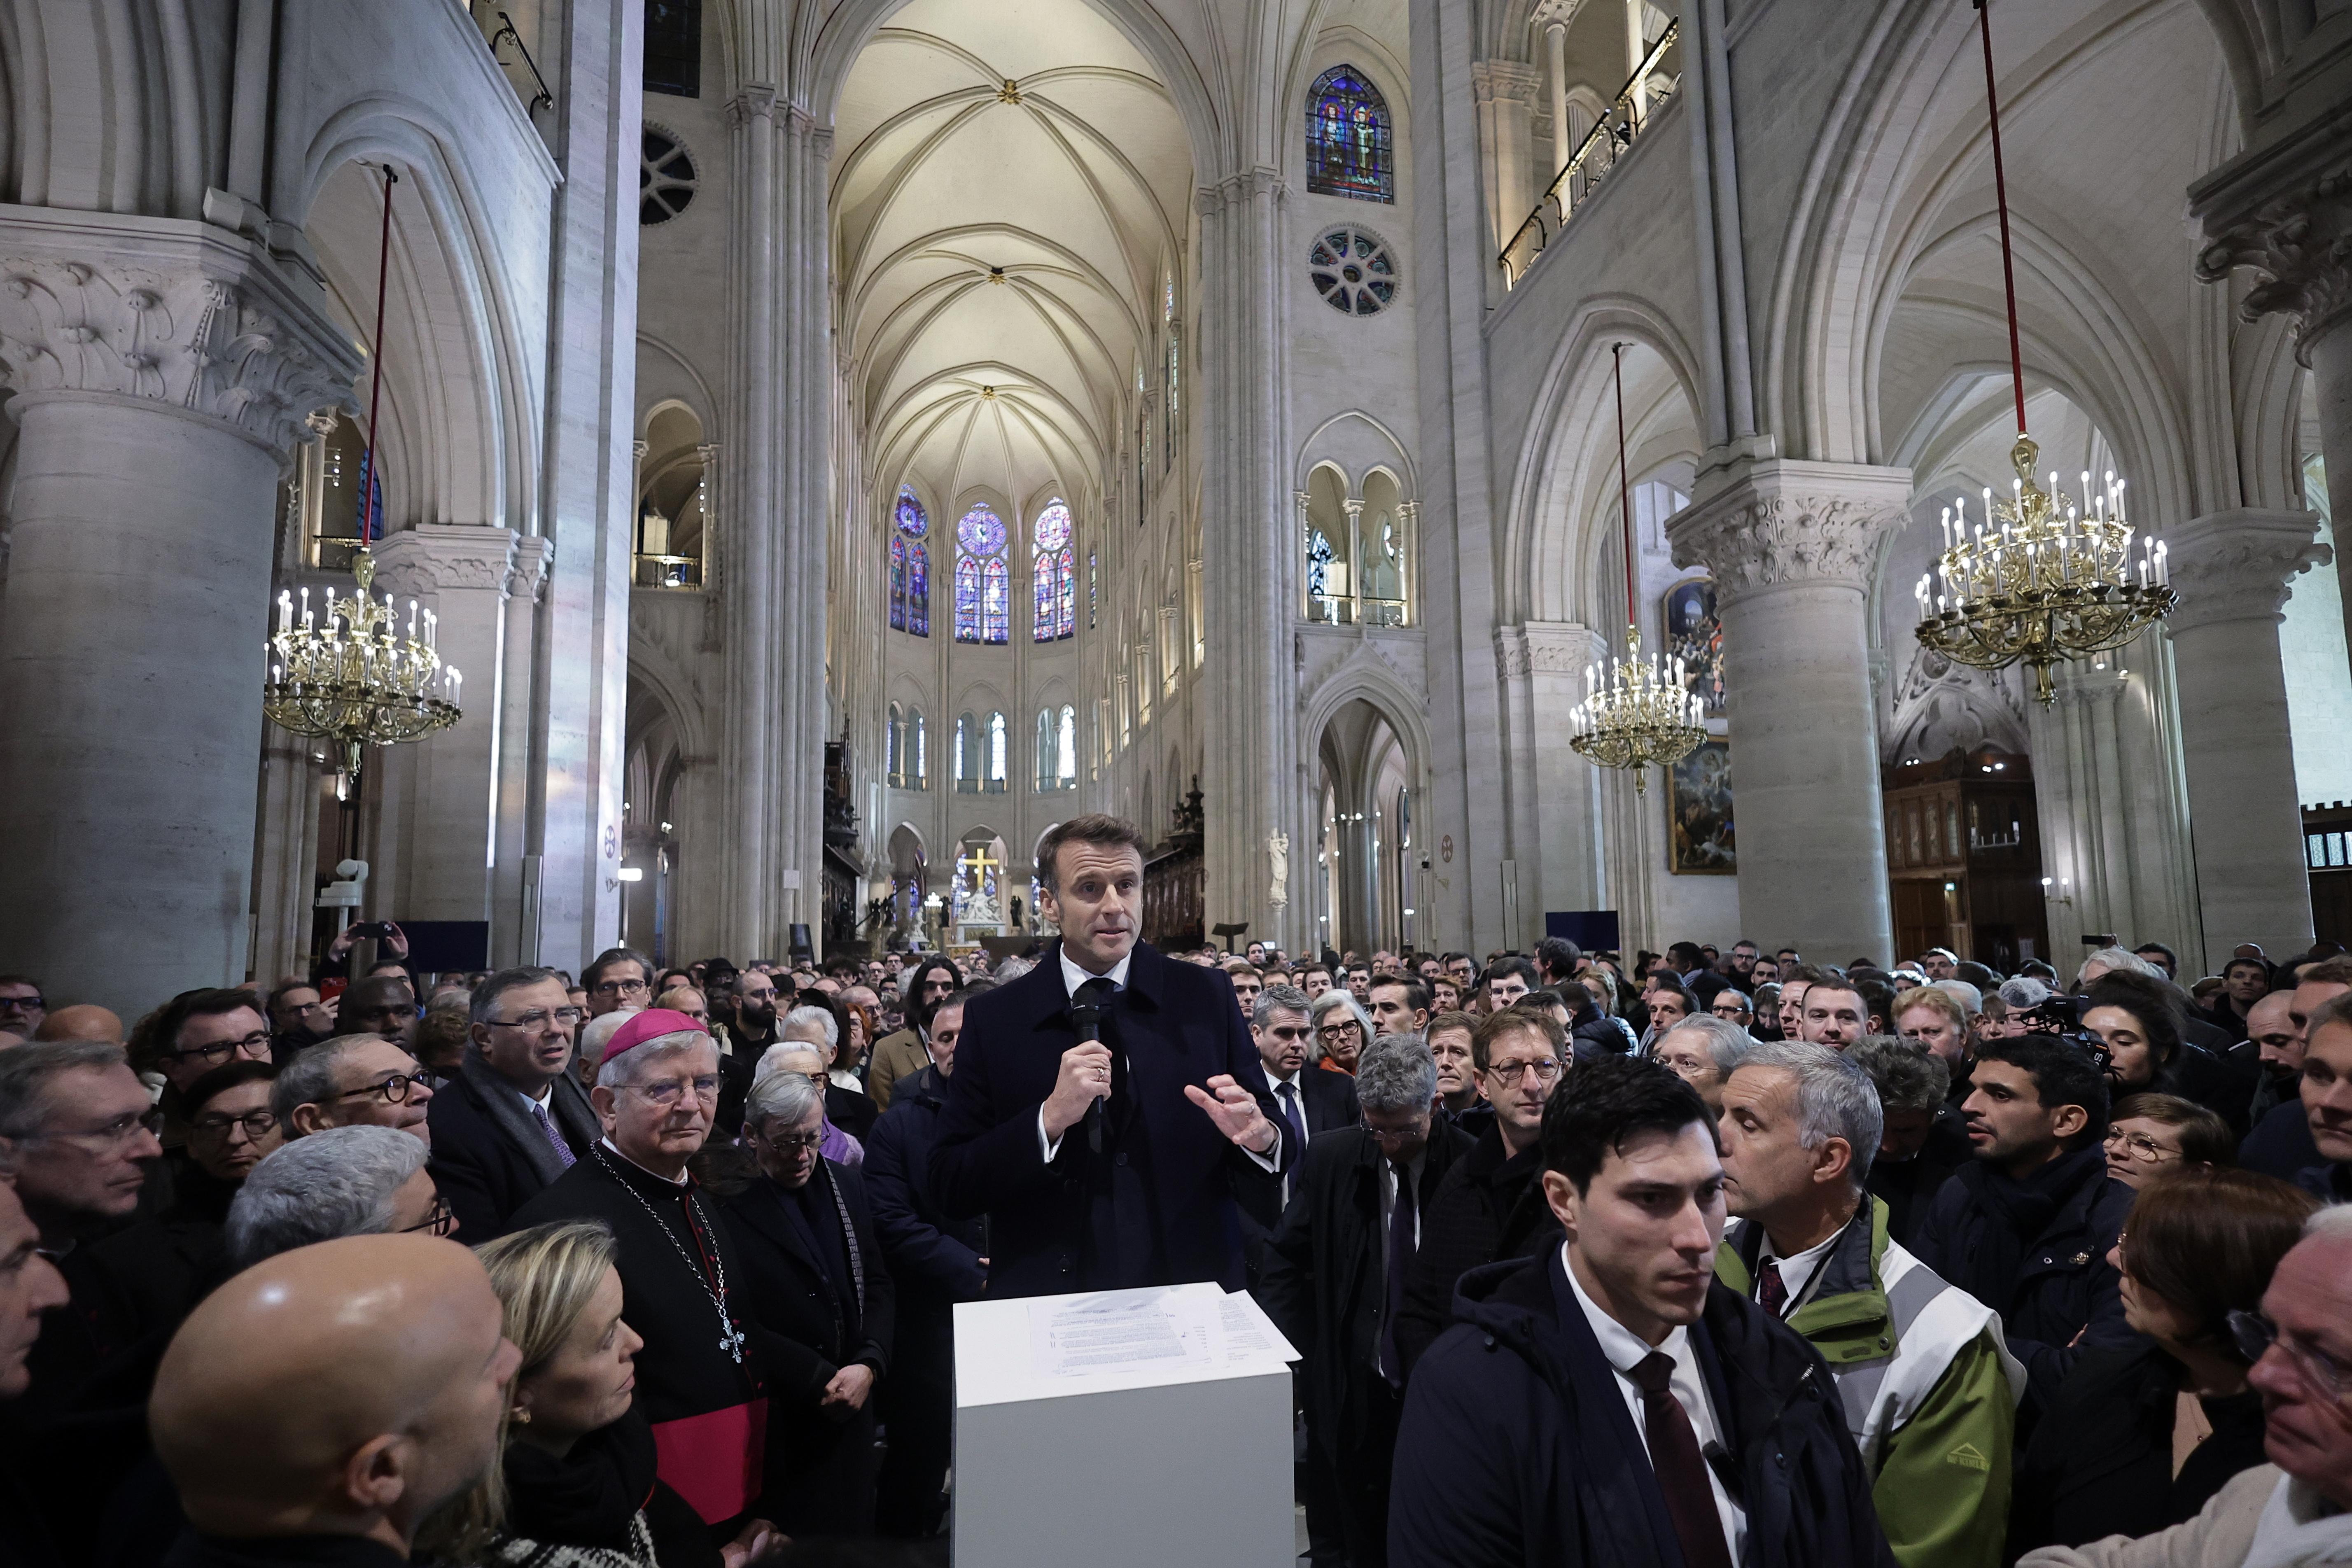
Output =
[
  {"x1": 1568, "y1": 342, "x2": 1707, "y2": 794},
  {"x1": 1910, "y1": 0, "x2": 2174, "y2": 704}
]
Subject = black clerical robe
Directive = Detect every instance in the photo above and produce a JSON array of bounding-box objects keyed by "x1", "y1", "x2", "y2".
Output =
[{"x1": 511, "y1": 1143, "x2": 766, "y2": 1524}]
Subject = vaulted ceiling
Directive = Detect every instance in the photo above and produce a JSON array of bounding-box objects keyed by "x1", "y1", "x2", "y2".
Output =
[{"x1": 833, "y1": 0, "x2": 1193, "y2": 520}]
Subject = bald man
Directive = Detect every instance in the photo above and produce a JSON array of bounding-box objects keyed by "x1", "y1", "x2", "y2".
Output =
[
  {"x1": 32, "y1": 1005, "x2": 124, "y2": 1045},
  {"x1": 151, "y1": 1233, "x2": 520, "y2": 1565}
]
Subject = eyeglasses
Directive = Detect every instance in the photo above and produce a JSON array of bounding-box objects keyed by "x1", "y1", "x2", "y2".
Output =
[
  {"x1": 756, "y1": 1129, "x2": 824, "y2": 1152},
  {"x1": 1319, "y1": 1019, "x2": 1361, "y2": 1036},
  {"x1": 621, "y1": 1076, "x2": 721, "y2": 1107},
  {"x1": 591, "y1": 977, "x2": 650, "y2": 997},
  {"x1": 0, "y1": 993, "x2": 42, "y2": 1012},
  {"x1": 190, "y1": 1110, "x2": 277, "y2": 1142},
  {"x1": 1358, "y1": 1118, "x2": 1428, "y2": 1146},
  {"x1": 28, "y1": 1108, "x2": 163, "y2": 1150},
  {"x1": 2228, "y1": 1309, "x2": 2352, "y2": 1401},
  {"x1": 486, "y1": 1008, "x2": 586, "y2": 1030},
  {"x1": 336, "y1": 1071, "x2": 432, "y2": 1105},
  {"x1": 1485, "y1": 1059, "x2": 1564, "y2": 1086},
  {"x1": 168, "y1": 1030, "x2": 273, "y2": 1066},
  {"x1": 2102, "y1": 1128, "x2": 2182, "y2": 1164},
  {"x1": 400, "y1": 1197, "x2": 456, "y2": 1237}
]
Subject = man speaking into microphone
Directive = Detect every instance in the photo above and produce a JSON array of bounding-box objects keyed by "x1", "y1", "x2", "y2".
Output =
[{"x1": 930, "y1": 814, "x2": 1292, "y2": 1297}]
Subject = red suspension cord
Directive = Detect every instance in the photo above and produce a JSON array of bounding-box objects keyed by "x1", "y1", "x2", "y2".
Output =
[
  {"x1": 360, "y1": 166, "x2": 398, "y2": 543},
  {"x1": 1976, "y1": 0, "x2": 2028, "y2": 436},
  {"x1": 1612, "y1": 341, "x2": 1636, "y2": 630}
]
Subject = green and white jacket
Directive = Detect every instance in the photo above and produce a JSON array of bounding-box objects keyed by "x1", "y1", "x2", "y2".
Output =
[{"x1": 1719, "y1": 1197, "x2": 2026, "y2": 1568}]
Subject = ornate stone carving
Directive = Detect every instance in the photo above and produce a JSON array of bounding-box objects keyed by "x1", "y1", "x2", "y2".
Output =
[
  {"x1": 2196, "y1": 170, "x2": 2352, "y2": 365},
  {"x1": 1666, "y1": 463, "x2": 1911, "y2": 606},
  {"x1": 2165, "y1": 509, "x2": 2331, "y2": 632},
  {"x1": 507, "y1": 534, "x2": 556, "y2": 604},
  {"x1": 0, "y1": 240, "x2": 357, "y2": 454},
  {"x1": 1471, "y1": 61, "x2": 1544, "y2": 106},
  {"x1": 372, "y1": 525, "x2": 522, "y2": 596},
  {"x1": 726, "y1": 85, "x2": 778, "y2": 130},
  {"x1": 1500, "y1": 622, "x2": 1611, "y2": 683}
]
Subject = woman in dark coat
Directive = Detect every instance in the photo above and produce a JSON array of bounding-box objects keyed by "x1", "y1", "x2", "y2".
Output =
[
  {"x1": 721, "y1": 1068, "x2": 895, "y2": 1540},
  {"x1": 2011, "y1": 1166, "x2": 2319, "y2": 1555}
]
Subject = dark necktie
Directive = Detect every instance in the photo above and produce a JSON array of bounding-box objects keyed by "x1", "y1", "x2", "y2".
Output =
[
  {"x1": 531, "y1": 1100, "x2": 576, "y2": 1170},
  {"x1": 1276, "y1": 1081, "x2": 1307, "y2": 1148},
  {"x1": 1629, "y1": 1351, "x2": 1734, "y2": 1568},
  {"x1": 1073, "y1": 977, "x2": 1125, "y2": 1132},
  {"x1": 1756, "y1": 1258, "x2": 1787, "y2": 1318},
  {"x1": 1381, "y1": 1157, "x2": 1416, "y2": 1385}
]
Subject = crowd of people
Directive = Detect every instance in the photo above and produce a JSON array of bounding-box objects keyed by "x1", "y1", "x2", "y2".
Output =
[{"x1": 1, "y1": 893, "x2": 2350, "y2": 1568}]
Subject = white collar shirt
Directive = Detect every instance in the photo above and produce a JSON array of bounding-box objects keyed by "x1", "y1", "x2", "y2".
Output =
[
  {"x1": 1561, "y1": 1242, "x2": 1747, "y2": 1563},
  {"x1": 1755, "y1": 1217, "x2": 1850, "y2": 1316}
]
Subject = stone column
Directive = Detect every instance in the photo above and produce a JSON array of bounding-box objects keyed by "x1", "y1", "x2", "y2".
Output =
[
  {"x1": 1546, "y1": 24, "x2": 1572, "y2": 176},
  {"x1": 371, "y1": 524, "x2": 523, "y2": 922},
  {"x1": 1667, "y1": 460, "x2": 1910, "y2": 964},
  {"x1": 2193, "y1": 153, "x2": 2352, "y2": 668},
  {"x1": 1498, "y1": 621, "x2": 1610, "y2": 940},
  {"x1": 0, "y1": 212, "x2": 358, "y2": 1016},
  {"x1": 1471, "y1": 61, "x2": 1542, "y2": 252},
  {"x1": 1197, "y1": 170, "x2": 1306, "y2": 953},
  {"x1": 2166, "y1": 509, "x2": 2329, "y2": 957},
  {"x1": 491, "y1": 536, "x2": 554, "y2": 964}
]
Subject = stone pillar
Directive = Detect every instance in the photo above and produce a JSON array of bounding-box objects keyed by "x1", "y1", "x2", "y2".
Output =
[
  {"x1": 2193, "y1": 150, "x2": 2352, "y2": 670},
  {"x1": 0, "y1": 213, "x2": 358, "y2": 1016},
  {"x1": 2166, "y1": 509, "x2": 2329, "y2": 958},
  {"x1": 491, "y1": 537, "x2": 554, "y2": 964},
  {"x1": 1498, "y1": 621, "x2": 1609, "y2": 942},
  {"x1": 1546, "y1": 24, "x2": 1573, "y2": 177},
  {"x1": 371, "y1": 524, "x2": 523, "y2": 921},
  {"x1": 1667, "y1": 460, "x2": 1910, "y2": 964},
  {"x1": 1471, "y1": 61, "x2": 1542, "y2": 253},
  {"x1": 251, "y1": 728, "x2": 326, "y2": 989},
  {"x1": 1197, "y1": 170, "x2": 1306, "y2": 953}
]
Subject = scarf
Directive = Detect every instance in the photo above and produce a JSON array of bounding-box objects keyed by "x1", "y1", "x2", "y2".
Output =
[
  {"x1": 1957, "y1": 1143, "x2": 2105, "y2": 1312},
  {"x1": 499, "y1": 1413, "x2": 658, "y2": 1553}
]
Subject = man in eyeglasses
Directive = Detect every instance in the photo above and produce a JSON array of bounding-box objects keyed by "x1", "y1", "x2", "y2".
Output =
[
  {"x1": 1261, "y1": 1035, "x2": 1473, "y2": 1568},
  {"x1": 424, "y1": 967, "x2": 599, "y2": 1239},
  {"x1": 1393, "y1": 1006, "x2": 1569, "y2": 1378},
  {"x1": 130, "y1": 988, "x2": 274, "y2": 1149},
  {"x1": 272, "y1": 1033, "x2": 436, "y2": 1146},
  {"x1": 0, "y1": 975, "x2": 47, "y2": 1041},
  {"x1": 0, "y1": 1041, "x2": 164, "y2": 1418},
  {"x1": 582, "y1": 946, "x2": 655, "y2": 1019}
]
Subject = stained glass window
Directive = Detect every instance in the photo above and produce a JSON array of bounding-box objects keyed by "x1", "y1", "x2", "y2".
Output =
[
  {"x1": 891, "y1": 486, "x2": 929, "y2": 635},
  {"x1": 954, "y1": 504, "x2": 1008, "y2": 643},
  {"x1": 913, "y1": 711, "x2": 926, "y2": 786},
  {"x1": 1306, "y1": 66, "x2": 1393, "y2": 204},
  {"x1": 1033, "y1": 501, "x2": 1074, "y2": 641},
  {"x1": 1089, "y1": 552, "x2": 1098, "y2": 628},
  {"x1": 1057, "y1": 705, "x2": 1077, "y2": 784}
]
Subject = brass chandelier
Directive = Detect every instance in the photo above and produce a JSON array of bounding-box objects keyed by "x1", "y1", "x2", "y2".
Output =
[
  {"x1": 1569, "y1": 342, "x2": 1707, "y2": 795},
  {"x1": 1911, "y1": 0, "x2": 2174, "y2": 706},
  {"x1": 262, "y1": 165, "x2": 461, "y2": 779}
]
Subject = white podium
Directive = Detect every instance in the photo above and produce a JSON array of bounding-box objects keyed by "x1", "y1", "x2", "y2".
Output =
[{"x1": 951, "y1": 1282, "x2": 1299, "y2": 1568}]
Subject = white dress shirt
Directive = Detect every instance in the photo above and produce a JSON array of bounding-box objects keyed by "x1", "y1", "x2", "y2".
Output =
[
  {"x1": 1268, "y1": 1069, "x2": 1311, "y2": 1201},
  {"x1": 1561, "y1": 1243, "x2": 1747, "y2": 1562},
  {"x1": 1753, "y1": 1219, "x2": 1847, "y2": 1317},
  {"x1": 1037, "y1": 947, "x2": 1277, "y2": 1172}
]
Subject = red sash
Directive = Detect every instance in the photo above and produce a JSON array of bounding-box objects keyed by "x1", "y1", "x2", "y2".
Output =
[{"x1": 650, "y1": 1398, "x2": 767, "y2": 1521}]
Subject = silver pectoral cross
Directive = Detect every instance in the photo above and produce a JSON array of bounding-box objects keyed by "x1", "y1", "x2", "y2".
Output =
[{"x1": 721, "y1": 1325, "x2": 745, "y2": 1363}]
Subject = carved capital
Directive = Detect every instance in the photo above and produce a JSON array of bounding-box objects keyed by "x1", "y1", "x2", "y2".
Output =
[
  {"x1": 726, "y1": 85, "x2": 779, "y2": 130},
  {"x1": 371, "y1": 524, "x2": 523, "y2": 597},
  {"x1": 1498, "y1": 620, "x2": 1606, "y2": 681},
  {"x1": 506, "y1": 534, "x2": 557, "y2": 604},
  {"x1": 1667, "y1": 460, "x2": 1912, "y2": 607},
  {"x1": 0, "y1": 212, "x2": 361, "y2": 455},
  {"x1": 1471, "y1": 61, "x2": 1544, "y2": 107},
  {"x1": 2164, "y1": 509, "x2": 2331, "y2": 632},
  {"x1": 2196, "y1": 170, "x2": 2352, "y2": 365}
]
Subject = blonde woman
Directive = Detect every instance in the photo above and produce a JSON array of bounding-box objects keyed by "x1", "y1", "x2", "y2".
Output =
[{"x1": 425, "y1": 1220, "x2": 774, "y2": 1567}]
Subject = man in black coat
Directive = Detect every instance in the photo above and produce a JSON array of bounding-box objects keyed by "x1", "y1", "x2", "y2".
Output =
[
  {"x1": 1910, "y1": 1032, "x2": 2138, "y2": 1411},
  {"x1": 426, "y1": 967, "x2": 600, "y2": 1239},
  {"x1": 1390, "y1": 1056, "x2": 1895, "y2": 1568},
  {"x1": 724, "y1": 1069, "x2": 895, "y2": 1538},
  {"x1": 930, "y1": 815, "x2": 1292, "y2": 1296},
  {"x1": 1393, "y1": 1007, "x2": 1567, "y2": 1376},
  {"x1": 1259, "y1": 1035, "x2": 1472, "y2": 1568},
  {"x1": 1237, "y1": 983, "x2": 1359, "y2": 1252},
  {"x1": 864, "y1": 991, "x2": 987, "y2": 1538}
]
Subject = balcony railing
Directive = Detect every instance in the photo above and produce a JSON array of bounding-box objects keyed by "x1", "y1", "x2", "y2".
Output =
[
  {"x1": 1499, "y1": 21, "x2": 1682, "y2": 288},
  {"x1": 634, "y1": 553, "x2": 702, "y2": 590}
]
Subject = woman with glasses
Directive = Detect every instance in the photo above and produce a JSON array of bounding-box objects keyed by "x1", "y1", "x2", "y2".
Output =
[
  {"x1": 721, "y1": 1068, "x2": 895, "y2": 1540},
  {"x1": 79, "y1": 1060, "x2": 283, "y2": 1347},
  {"x1": 2103, "y1": 1092, "x2": 2235, "y2": 1190},
  {"x1": 778, "y1": 1005, "x2": 877, "y2": 1143},
  {"x1": 1310, "y1": 989, "x2": 1373, "y2": 1074},
  {"x1": 752, "y1": 1041, "x2": 865, "y2": 1168},
  {"x1": 2011, "y1": 1166, "x2": 2319, "y2": 1555},
  {"x1": 421, "y1": 1218, "x2": 776, "y2": 1568}
]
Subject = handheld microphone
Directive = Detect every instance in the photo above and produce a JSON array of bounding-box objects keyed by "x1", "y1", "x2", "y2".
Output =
[{"x1": 1071, "y1": 997, "x2": 1106, "y2": 1153}]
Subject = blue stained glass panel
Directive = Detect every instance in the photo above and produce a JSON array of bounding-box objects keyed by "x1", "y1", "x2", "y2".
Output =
[
  {"x1": 1055, "y1": 547, "x2": 1075, "y2": 638},
  {"x1": 1306, "y1": 66, "x2": 1393, "y2": 204},
  {"x1": 982, "y1": 558, "x2": 1008, "y2": 643},
  {"x1": 1033, "y1": 555, "x2": 1054, "y2": 642},
  {"x1": 1035, "y1": 501, "x2": 1072, "y2": 551},
  {"x1": 889, "y1": 537, "x2": 908, "y2": 631},
  {"x1": 957, "y1": 505, "x2": 1006, "y2": 557},
  {"x1": 908, "y1": 548, "x2": 929, "y2": 637},
  {"x1": 954, "y1": 556, "x2": 982, "y2": 641},
  {"x1": 896, "y1": 484, "x2": 928, "y2": 538}
]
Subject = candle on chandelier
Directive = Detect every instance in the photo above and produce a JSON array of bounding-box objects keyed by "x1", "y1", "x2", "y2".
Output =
[
  {"x1": 2155, "y1": 541, "x2": 2168, "y2": 586},
  {"x1": 300, "y1": 586, "x2": 311, "y2": 630},
  {"x1": 278, "y1": 590, "x2": 292, "y2": 635}
]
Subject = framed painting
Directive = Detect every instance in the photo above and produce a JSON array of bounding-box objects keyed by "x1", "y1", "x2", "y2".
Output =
[
  {"x1": 1668, "y1": 738, "x2": 1734, "y2": 875},
  {"x1": 1663, "y1": 576, "x2": 1725, "y2": 717}
]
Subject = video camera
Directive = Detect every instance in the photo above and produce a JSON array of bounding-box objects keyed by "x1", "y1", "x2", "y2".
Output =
[{"x1": 2017, "y1": 993, "x2": 2114, "y2": 1074}]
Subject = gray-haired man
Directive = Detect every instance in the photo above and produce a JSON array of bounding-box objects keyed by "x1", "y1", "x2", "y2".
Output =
[{"x1": 1259, "y1": 1034, "x2": 1474, "y2": 1568}]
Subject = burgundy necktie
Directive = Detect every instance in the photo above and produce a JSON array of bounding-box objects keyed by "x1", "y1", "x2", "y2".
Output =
[
  {"x1": 1629, "y1": 1351, "x2": 1733, "y2": 1568},
  {"x1": 1756, "y1": 1258, "x2": 1788, "y2": 1318}
]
